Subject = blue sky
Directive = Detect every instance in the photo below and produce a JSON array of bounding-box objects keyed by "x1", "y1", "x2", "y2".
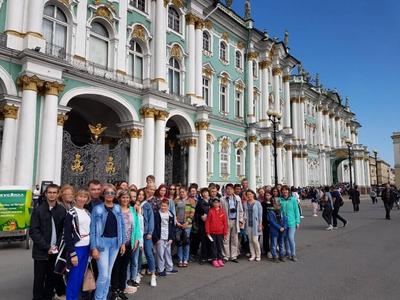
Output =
[{"x1": 231, "y1": 0, "x2": 400, "y2": 165}]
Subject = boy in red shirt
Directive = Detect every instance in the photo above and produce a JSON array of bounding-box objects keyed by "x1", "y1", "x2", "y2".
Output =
[{"x1": 205, "y1": 198, "x2": 228, "y2": 268}]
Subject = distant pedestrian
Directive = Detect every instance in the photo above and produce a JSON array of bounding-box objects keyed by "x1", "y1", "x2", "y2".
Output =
[
  {"x1": 349, "y1": 186, "x2": 360, "y2": 212},
  {"x1": 381, "y1": 184, "x2": 396, "y2": 220},
  {"x1": 321, "y1": 187, "x2": 333, "y2": 230},
  {"x1": 370, "y1": 189, "x2": 377, "y2": 204},
  {"x1": 331, "y1": 187, "x2": 347, "y2": 228}
]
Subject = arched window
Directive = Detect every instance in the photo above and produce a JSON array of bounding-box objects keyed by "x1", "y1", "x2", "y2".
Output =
[
  {"x1": 203, "y1": 31, "x2": 211, "y2": 51},
  {"x1": 43, "y1": 5, "x2": 68, "y2": 56},
  {"x1": 128, "y1": 40, "x2": 143, "y2": 83},
  {"x1": 168, "y1": 57, "x2": 180, "y2": 95},
  {"x1": 236, "y1": 149, "x2": 244, "y2": 176},
  {"x1": 235, "y1": 51, "x2": 242, "y2": 69},
  {"x1": 220, "y1": 41, "x2": 227, "y2": 61},
  {"x1": 168, "y1": 7, "x2": 180, "y2": 33},
  {"x1": 89, "y1": 22, "x2": 110, "y2": 67},
  {"x1": 220, "y1": 145, "x2": 229, "y2": 176}
]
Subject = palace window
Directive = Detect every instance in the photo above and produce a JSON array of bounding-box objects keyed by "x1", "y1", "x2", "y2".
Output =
[
  {"x1": 89, "y1": 22, "x2": 110, "y2": 67},
  {"x1": 168, "y1": 7, "x2": 180, "y2": 33},
  {"x1": 203, "y1": 31, "x2": 211, "y2": 51},
  {"x1": 202, "y1": 77, "x2": 210, "y2": 106},
  {"x1": 127, "y1": 40, "x2": 143, "y2": 83},
  {"x1": 235, "y1": 91, "x2": 243, "y2": 118},
  {"x1": 220, "y1": 145, "x2": 229, "y2": 176},
  {"x1": 220, "y1": 41, "x2": 227, "y2": 61},
  {"x1": 236, "y1": 149, "x2": 244, "y2": 176},
  {"x1": 168, "y1": 57, "x2": 181, "y2": 95},
  {"x1": 235, "y1": 51, "x2": 242, "y2": 69},
  {"x1": 220, "y1": 84, "x2": 227, "y2": 113},
  {"x1": 43, "y1": 5, "x2": 68, "y2": 56},
  {"x1": 130, "y1": 0, "x2": 146, "y2": 12}
]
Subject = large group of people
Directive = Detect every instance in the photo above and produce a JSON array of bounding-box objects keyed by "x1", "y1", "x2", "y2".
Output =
[
  {"x1": 29, "y1": 176, "x2": 400, "y2": 300},
  {"x1": 30, "y1": 177, "x2": 302, "y2": 300}
]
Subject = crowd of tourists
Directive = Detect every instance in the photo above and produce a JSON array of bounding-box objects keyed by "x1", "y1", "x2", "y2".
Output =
[{"x1": 30, "y1": 177, "x2": 302, "y2": 300}]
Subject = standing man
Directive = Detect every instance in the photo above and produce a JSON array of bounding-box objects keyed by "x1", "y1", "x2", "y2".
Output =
[
  {"x1": 331, "y1": 187, "x2": 347, "y2": 228},
  {"x1": 381, "y1": 184, "x2": 395, "y2": 220},
  {"x1": 221, "y1": 183, "x2": 244, "y2": 263},
  {"x1": 349, "y1": 185, "x2": 361, "y2": 212},
  {"x1": 86, "y1": 179, "x2": 103, "y2": 212},
  {"x1": 30, "y1": 184, "x2": 66, "y2": 300}
]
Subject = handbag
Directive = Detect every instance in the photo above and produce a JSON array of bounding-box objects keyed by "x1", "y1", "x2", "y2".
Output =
[
  {"x1": 54, "y1": 239, "x2": 67, "y2": 275},
  {"x1": 82, "y1": 260, "x2": 96, "y2": 292}
]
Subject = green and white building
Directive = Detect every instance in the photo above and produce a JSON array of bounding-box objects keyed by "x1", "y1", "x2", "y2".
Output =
[{"x1": 0, "y1": 0, "x2": 371, "y2": 191}]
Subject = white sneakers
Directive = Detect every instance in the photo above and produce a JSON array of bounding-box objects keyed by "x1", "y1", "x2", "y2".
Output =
[
  {"x1": 267, "y1": 252, "x2": 273, "y2": 259},
  {"x1": 150, "y1": 274, "x2": 157, "y2": 287},
  {"x1": 313, "y1": 214, "x2": 318, "y2": 217},
  {"x1": 326, "y1": 225, "x2": 333, "y2": 231},
  {"x1": 124, "y1": 286, "x2": 138, "y2": 294},
  {"x1": 136, "y1": 274, "x2": 142, "y2": 284}
]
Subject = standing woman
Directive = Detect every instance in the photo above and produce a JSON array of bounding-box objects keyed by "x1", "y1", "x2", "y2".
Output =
[
  {"x1": 157, "y1": 184, "x2": 176, "y2": 219},
  {"x1": 64, "y1": 189, "x2": 91, "y2": 300},
  {"x1": 261, "y1": 190, "x2": 274, "y2": 259},
  {"x1": 110, "y1": 190, "x2": 141, "y2": 299},
  {"x1": 279, "y1": 185, "x2": 300, "y2": 262},
  {"x1": 175, "y1": 187, "x2": 195, "y2": 267},
  {"x1": 195, "y1": 188, "x2": 212, "y2": 264},
  {"x1": 271, "y1": 187, "x2": 280, "y2": 202},
  {"x1": 90, "y1": 184, "x2": 126, "y2": 300},
  {"x1": 244, "y1": 190, "x2": 263, "y2": 262},
  {"x1": 59, "y1": 184, "x2": 75, "y2": 211}
]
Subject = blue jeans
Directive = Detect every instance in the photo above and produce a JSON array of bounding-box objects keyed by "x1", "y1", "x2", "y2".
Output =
[
  {"x1": 95, "y1": 237, "x2": 119, "y2": 300},
  {"x1": 129, "y1": 246, "x2": 141, "y2": 281},
  {"x1": 143, "y1": 236, "x2": 155, "y2": 273},
  {"x1": 177, "y1": 228, "x2": 191, "y2": 263},
  {"x1": 270, "y1": 234, "x2": 284, "y2": 258},
  {"x1": 284, "y1": 227, "x2": 296, "y2": 257},
  {"x1": 66, "y1": 245, "x2": 90, "y2": 300}
]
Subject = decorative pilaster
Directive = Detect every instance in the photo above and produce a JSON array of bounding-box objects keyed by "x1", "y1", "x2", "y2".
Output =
[
  {"x1": 260, "y1": 138, "x2": 272, "y2": 186},
  {"x1": 246, "y1": 52, "x2": 257, "y2": 123},
  {"x1": 299, "y1": 97, "x2": 306, "y2": 141},
  {"x1": 272, "y1": 67, "x2": 282, "y2": 113},
  {"x1": 153, "y1": 0, "x2": 167, "y2": 90},
  {"x1": 185, "y1": 138, "x2": 198, "y2": 185},
  {"x1": 323, "y1": 110, "x2": 330, "y2": 148},
  {"x1": 54, "y1": 112, "x2": 69, "y2": 185},
  {"x1": 186, "y1": 13, "x2": 196, "y2": 97},
  {"x1": 329, "y1": 113, "x2": 336, "y2": 148},
  {"x1": 335, "y1": 116, "x2": 341, "y2": 147},
  {"x1": 284, "y1": 144, "x2": 294, "y2": 186},
  {"x1": 14, "y1": 75, "x2": 44, "y2": 187},
  {"x1": 316, "y1": 107, "x2": 324, "y2": 148},
  {"x1": 0, "y1": 105, "x2": 19, "y2": 185},
  {"x1": 291, "y1": 97, "x2": 299, "y2": 139},
  {"x1": 154, "y1": 110, "x2": 169, "y2": 185},
  {"x1": 196, "y1": 120, "x2": 209, "y2": 188},
  {"x1": 282, "y1": 73, "x2": 291, "y2": 129},
  {"x1": 260, "y1": 60, "x2": 271, "y2": 122},
  {"x1": 195, "y1": 18, "x2": 204, "y2": 101},
  {"x1": 24, "y1": 0, "x2": 46, "y2": 50},
  {"x1": 141, "y1": 107, "x2": 156, "y2": 183},
  {"x1": 276, "y1": 141, "x2": 283, "y2": 184},
  {"x1": 38, "y1": 81, "x2": 65, "y2": 184}
]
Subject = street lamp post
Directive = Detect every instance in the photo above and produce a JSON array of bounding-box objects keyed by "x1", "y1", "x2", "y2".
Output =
[
  {"x1": 373, "y1": 150, "x2": 378, "y2": 187},
  {"x1": 346, "y1": 140, "x2": 353, "y2": 189},
  {"x1": 267, "y1": 110, "x2": 281, "y2": 187}
]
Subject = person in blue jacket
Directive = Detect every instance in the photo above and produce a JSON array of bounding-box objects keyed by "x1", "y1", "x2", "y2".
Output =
[{"x1": 267, "y1": 200, "x2": 287, "y2": 263}]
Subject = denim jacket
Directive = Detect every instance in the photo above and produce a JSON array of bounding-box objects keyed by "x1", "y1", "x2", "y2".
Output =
[
  {"x1": 141, "y1": 201, "x2": 154, "y2": 236},
  {"x1": 90, "y1": 203, "x2": 125, "y2": 251}
]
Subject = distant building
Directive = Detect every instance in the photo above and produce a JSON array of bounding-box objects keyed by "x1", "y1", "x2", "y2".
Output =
[{"x1": 391, "y1": 132, "x2": 400, "y2": 188}]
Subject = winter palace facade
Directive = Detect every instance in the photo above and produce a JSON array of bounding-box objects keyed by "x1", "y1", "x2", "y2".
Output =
[{"x1": 0, "y1": 0, "x2": 371, "y2": 191}]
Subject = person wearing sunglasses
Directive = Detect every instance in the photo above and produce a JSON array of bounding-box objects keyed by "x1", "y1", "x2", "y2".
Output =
[{"x1": 90, "y1": 184, "x2": 125, "y2": 300}]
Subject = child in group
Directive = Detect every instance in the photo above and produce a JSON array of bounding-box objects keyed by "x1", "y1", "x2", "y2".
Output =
[
  {"x1": 153, "y1": 200, "x2": 177, "y2": 276},
  {"x1": 205, "y1": 198, "x2": 228, "y2": 268},
  {"x1": 268, "y1": 200, "x2": 287, "y2": 263}
]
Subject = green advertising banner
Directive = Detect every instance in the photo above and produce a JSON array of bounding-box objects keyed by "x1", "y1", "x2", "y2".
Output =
[{"x1": 0, "y1": 189, "x2": 32, "y2": 232}]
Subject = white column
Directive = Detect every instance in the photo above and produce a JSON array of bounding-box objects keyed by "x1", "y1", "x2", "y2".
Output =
[
  {"x1": 293, "y1": 154, "x2": 301, "y2": 187},
  {"x1": 154, "y1": 111, "x2": 168, "y2": 185},
  {"x1": 277, "y1": 143, "x2": 283, "y2": 184},
  {"x1": 248, "y1": 136, "x2": 257, "y2": 190},
  {"x1": 14, "y1": 76, "x2": 43, "y2": 187},
  {"x1": 291, "y1": 100, "x2": 298, "y2": 138},
  {"x1": 141, "y1": 108, "x2": 155, "y2": 184},
  {"x1": 186, "y1": 14, "x2": 196, "y2": 97},
  {"x1": 128, "y1": 128, "x2": 142, "y2": 185},
  {"x1": 336, "y1": 117, "x2": 341, "y2": 147},
  {"x1": 246, "y1": 54, "x2": 255, "y2": 123},
  {"x1": 197, "y1": 121, "x2": 208, "y2": 188},
  {"x1": 285, "y1": 145, "x2": 294, "y2": 186},
  {"x1": 24, "y1": 0, "x2": 46, "y2": 50},
  {"x1": 272, "y1": 67, "x2": 281, "y2": 113},
  {"x1": 283, "y1": 74, "x2": 291, "y2": 129},
  {"x1": 364, "y1": 158, "x2": 371, "y2": 188},
  {"x1": 360, "y1": 157, "x2": 365, "y2": 187},
  {"x1": 323, "y1": 111, "x2": 330, "y2": 148},
  {"x1": 261, "y1": 139, "x2": 272, "y2": 186},
  {"x1": 260, "y1": 62, "x2": 270, "y2": 121},
  {"x1": 347, "y1": 124, "x2": 351, "y2": 141},
  {"x1": 54, "y1": 114, "x2": 68, "y2": 185},
  {"x1": 195, "y1": 20, "x2": 204, "y2": 99},
  {"x1": 320, "y1": 152, "x2": 327, "y2": 185},
  {"x1": 187, "y1": 139, "x2": 197, "y2": 185},
  {"x1": 5, "y1": 0, "x2": 25, "y2": 49},
  {"x1": 354, "y1": 158, "x2": 362, "y2": 186},
  {"x1": 117, "y1": 0, "x2": 128, "y2": 72},
  {"x1": 38, "y1": 82, "x2": 64, "y2": 184},
  {"x1": 317, "y1": 108, "x2": 324, "y2": 147},
  {"x1": 303, "y1": 156, "x2": 309, "y2": 186},
  {"x1": 153, "y1": 0, "x2": 167, "y2": 90},
  {"x1": 299, "y1": 99, "x2": 306, "y2": 141},
  {"x1": 0, "y1": 105, "x2": 19, "y2": 185},
  {"x1": 74, "y1": 0, "x2": 88, "y2": 58},
  {"x1": 330, "y1": 114, "x2": 336, "y2": 148}
]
